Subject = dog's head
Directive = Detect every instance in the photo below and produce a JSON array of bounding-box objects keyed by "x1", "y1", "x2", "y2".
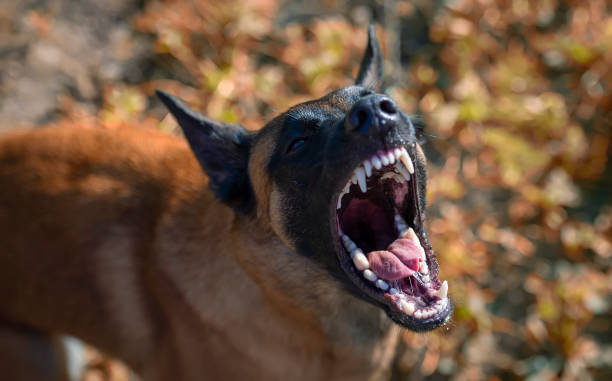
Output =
[{"x1": 157, "y1": 25, "x2": 452, "y2": 332}]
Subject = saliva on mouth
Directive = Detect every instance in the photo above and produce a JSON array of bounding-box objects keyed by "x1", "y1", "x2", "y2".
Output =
[{"x1": 335, "y1": 146, "x2": 451, "y2": 328}]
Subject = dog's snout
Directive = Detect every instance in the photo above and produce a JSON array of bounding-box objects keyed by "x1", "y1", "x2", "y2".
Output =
[{"x1": 346, "y1": 95, "x2": 398, "y2": 135}]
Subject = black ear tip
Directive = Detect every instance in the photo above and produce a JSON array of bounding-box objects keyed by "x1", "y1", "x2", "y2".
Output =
[
  {"x1": 155, "y1": 89, "x2": 194, "y2": 122},
  {"x1": 156, "y1": 89, "x2": 180, "y2": 109},
  {"x1": 155, "y1": 89, "x2": 169, "y2": 101},
  {"x1": 367, "y1": 23, "x2": 380, "y2": 50},
  {"x1": 368, "y1": 23, "x2": 376, "y2": 37}
]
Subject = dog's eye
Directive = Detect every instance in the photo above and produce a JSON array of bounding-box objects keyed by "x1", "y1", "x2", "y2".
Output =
[{"x1": 287, "y1": 137, "x2": 309, "y2": 154}]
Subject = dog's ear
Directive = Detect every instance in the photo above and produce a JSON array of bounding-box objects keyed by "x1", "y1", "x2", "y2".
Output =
[
  {"x1": 355, "y1": 24, "x2": 384, "y2": 92},
  {"x1": 156, "y1": 90, "x2": 254, "y2": 214}
]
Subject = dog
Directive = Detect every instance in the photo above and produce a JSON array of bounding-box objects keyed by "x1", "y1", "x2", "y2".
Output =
[{"x1": 0, "y1": 25, "x2": 452, "y2": 381}]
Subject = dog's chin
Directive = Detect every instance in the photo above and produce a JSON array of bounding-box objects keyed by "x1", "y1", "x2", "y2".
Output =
[{"x1": 332, "y1": 145, "x2": 452, "y2": 332}]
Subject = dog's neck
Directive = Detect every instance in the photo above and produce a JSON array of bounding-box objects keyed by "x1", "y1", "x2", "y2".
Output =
[
  {"x1": 154, "y1": 198, "x2": 399, "y2": 379},
  {"x1": 236, "y1": 217, "x2": 396, "y2": 341}
]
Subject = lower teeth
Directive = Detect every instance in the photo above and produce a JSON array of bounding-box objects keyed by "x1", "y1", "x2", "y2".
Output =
[
  {"x1": 375, "y1": 279, "x2": 389, "y2": 290},
  {"x1": 340, "y1": 207, "x2": 449, "y2": 318},
  {"x1": 363, "y1": 269, "x2": 377, "y2": 282},
  {"x1": 399, "y1": 297, "x2": 448, "y2": 318}
]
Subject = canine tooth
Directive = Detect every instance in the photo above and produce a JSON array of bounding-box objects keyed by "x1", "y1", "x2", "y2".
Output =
[
  {"x1": 400, "y1": 300, "x2": 415, "y2": 315},
  {"x1": 364, "y1": 160, "x2": 372, "y2": 177},
  {"x1": 363, "y1": 269, "x2": 377, "y2": 282},
  {"x1": 422, "y1": 275, "x2": 430, "y2": 283},
  {"x1": 389, "y1": 287, "x2": 399, "y2": 295},
  {"x1": 372, "y1": 156, "x2": 382, "y2": 170},
  {"x1": 400, "y1": 147, "x2": 415, "y2": 174},
  {"x1": 434, "y1": 280, "x2": 448, "y2": 299},
  {"x1": 338, "y1": 190, "x2": 348, "y2": 209},
  {"x1": 353, "y1": 251, "x2": 370, "y2": 271},
  {"x1": 394, "y1": 148, "x2": 402, "y2": 160},
  {"x1": 419, "y1": 261, "x2": 429, "y2": 274},
  {"x1": 380, "y1": 154, "x2": 389, "y2": 166},
  {"x1": 356, "y1": 167, "x2": 367, "y2": 193},
  {"x1": 351, "y1": 174, "x2": 357, "y2": 185},
  {"x1": 403, "y1": 228, "x2": 424, "y2": 256},
  {"x1": 375, "y1": 279, "x2": 389, "y2": 290},
  {"x1": 387, "y1": 151, "x2": 395, "y2": 164},
  {"x1": 403, "y1": 227, "x2": 418, "y2": 243}
]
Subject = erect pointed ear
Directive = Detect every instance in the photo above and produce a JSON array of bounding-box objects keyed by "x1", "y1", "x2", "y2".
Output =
[
  {"x1": 156, "y1": 90, "x2": 254, "y2": 214},
  {"x1": 355, "y1": 24, "x2": 384, "y2": 92}
]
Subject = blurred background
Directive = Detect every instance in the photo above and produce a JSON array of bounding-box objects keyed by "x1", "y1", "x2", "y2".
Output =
[{"x1": 0, "y1": 0, "x2": 610, "y2": 380}]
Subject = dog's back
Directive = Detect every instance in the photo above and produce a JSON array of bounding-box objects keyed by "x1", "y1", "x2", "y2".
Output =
[{"x1": 0, "y1": 127, "x2": 204, "y2": 373}]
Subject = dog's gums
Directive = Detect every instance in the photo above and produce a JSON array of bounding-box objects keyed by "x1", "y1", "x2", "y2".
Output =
[{"x1": 334, "y1": 145, "x2": 452, "y2": 330}]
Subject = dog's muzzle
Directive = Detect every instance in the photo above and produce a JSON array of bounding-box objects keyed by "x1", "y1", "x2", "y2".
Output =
[{"x1": 346, "y1": 94, "x2": 399, "y2": 136}]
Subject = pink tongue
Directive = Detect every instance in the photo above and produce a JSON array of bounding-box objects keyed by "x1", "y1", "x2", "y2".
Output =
[
  {"x1": 388, "y1": 238, "x2": 422, "y2": 270},
  {"x1": 368, "y1": 238, "x2": 422, "y2": 281}
]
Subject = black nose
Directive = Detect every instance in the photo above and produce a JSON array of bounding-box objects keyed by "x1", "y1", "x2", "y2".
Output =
[{"x1": 346, "y1": 94, "x2": 399, "y2": 135}]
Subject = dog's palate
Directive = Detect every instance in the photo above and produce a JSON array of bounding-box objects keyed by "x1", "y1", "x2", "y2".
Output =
[{"x1": 336, "y1": 146, "x2": 451, "y2": 323}]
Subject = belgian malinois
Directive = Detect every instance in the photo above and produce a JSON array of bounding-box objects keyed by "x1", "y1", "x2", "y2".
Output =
[{"x1": 0, "y1": 25, "x2": 451, "y2": 381}]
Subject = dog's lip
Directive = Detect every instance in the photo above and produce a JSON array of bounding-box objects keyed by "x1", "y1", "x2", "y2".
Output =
[{"x1": 329, "y1": 144, "x2": 452, "y2": 330}]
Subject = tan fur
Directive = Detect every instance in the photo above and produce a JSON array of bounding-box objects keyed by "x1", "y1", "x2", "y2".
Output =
[
  {"x1": 0, "y1": 126, "x2": 399, "y2": 381},
  {"x1": 414, "y1": 143, "x2": 427, "y2": 170},
  {"x1": 249, "y1": 121, "x2": 280, "y2": 226}
]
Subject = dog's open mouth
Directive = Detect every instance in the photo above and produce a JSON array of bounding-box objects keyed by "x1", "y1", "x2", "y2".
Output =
[{"x1": 335, "y1": 146, "x2": 452, "y2": 330}]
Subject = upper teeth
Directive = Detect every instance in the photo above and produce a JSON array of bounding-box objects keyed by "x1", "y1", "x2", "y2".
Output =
[
  {"x1": 355, "y1": 167, "x2": 367, "y2": 193},
  {"x1": 337, "y1": 146, "x2": 450, "y2": 320},
  {"x1": 371, "y1": 156, "x2": 382, "y2": 170},
  {"x1": 337, "y1": 147, "x2": 415, "y2": 209},
  {"x1": 364, "y1": 160, "x2": 372, "y2": 177}
]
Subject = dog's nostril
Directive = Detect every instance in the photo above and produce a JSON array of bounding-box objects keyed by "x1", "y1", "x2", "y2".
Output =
[{"x1": 379, "y1": 99, "x2": 397, "y2": 115}]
